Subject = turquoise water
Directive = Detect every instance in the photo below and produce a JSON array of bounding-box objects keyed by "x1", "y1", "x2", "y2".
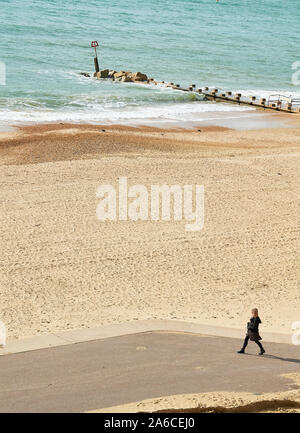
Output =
[{"x1": 0, "y1": 0, "x2": 300, "y2": 126}]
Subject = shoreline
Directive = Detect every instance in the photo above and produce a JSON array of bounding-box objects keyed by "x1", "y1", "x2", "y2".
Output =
[{"x1": 0, "y1": 106, "x2": 299, "y2": 136}]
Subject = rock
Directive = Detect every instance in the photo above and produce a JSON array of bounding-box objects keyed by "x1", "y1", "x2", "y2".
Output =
[
  {"x1": 130, "y1": 71, "x2": 148, "y2": 82},
  {"x1": 79, "y1": 72, "x2": 90, "y2": 78},
  {"x1": 94, "y1": 69, "x2": 148, "y2": 83},
  {"x1": 96, "y1": 69, "x2": 110, "y2": 79},
  {"x1": 108, "y1": 70, "x2": 117, "y2": 79},
  {"x1": 114, "y1": 71, "x2": 126, "y2": 81},
  {"x1": 121, "y1": 75, "x2": 133, "y2": 82}
]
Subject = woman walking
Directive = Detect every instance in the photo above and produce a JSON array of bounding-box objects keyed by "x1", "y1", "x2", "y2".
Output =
[{"x1": 237, "y1": 308, "x2": 265, "y2": 355}]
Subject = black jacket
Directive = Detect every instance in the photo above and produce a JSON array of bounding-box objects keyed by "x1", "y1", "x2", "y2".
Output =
[{"x1": 247, "y1": 316, "x2": 261, "y2": 333}]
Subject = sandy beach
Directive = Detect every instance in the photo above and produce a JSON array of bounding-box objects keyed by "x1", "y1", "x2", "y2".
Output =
[
  {"x1": 2, "y1": 0, "x2": 300, "y2": 418},
  {"x1": 0, "y1": 120, "x2": 300, "y2": 341}
]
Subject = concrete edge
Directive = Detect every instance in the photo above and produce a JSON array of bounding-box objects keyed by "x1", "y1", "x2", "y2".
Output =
[{"x1": 0, "y1": 319, "x2": 293, "y2": 356}]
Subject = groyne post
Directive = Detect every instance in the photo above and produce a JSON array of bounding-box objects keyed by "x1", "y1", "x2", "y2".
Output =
[{"x1": 91, "y1": 41, "x2": 100, "y2": 73}]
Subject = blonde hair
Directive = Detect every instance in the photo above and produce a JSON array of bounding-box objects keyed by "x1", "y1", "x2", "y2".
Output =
[{"x1": 251, "y1": 308, "x2": 258, "y2": 316}]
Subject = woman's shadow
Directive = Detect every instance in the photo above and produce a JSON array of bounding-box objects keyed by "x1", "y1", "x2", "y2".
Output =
[{"x1": 245, "y1": 353, "x2": 300, "y2": 364}]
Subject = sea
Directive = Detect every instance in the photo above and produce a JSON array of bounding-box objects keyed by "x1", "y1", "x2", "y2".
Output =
[{"x1": 0, "y1": 0, "x2": 300, "y2": 128}]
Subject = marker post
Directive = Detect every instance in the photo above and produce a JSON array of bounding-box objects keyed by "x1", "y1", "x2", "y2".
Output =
[{"x1": 91, "y1": 41, "x2": 99, "y2": 73}]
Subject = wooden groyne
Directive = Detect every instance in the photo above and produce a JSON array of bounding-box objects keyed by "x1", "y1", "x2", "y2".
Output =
[
  {"x1": 80, "y1": 69, "x2": 300, "y2": 114},
  {"x1": 158, "y1": 82, "x2": 300, "y2": 114},
  {"x1": 191, "y1": 87, "x2": 300, "y2": 114}
]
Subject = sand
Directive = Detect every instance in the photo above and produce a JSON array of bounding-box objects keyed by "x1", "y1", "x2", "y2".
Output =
[
  {"x1": 88, "y1": 373, "x2": 300, "y2": 413},
  {"x1": 0, "y1": 122, "x2": 299, "y2": 340}
]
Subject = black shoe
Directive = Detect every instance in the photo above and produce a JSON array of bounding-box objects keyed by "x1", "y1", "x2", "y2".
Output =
[
  {"x1": 259, "y1": 349, "x2": 265, "y2": 355},
  {"x1": 237, "y1": 349, "x2": 245, "y2": 354}
]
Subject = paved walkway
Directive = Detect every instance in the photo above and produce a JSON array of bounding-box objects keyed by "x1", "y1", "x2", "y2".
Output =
[
  {"x1": 0, "y1": 331, "x2": 299, "y2": 413},
  {"x1": 0, "y1": 320, "x2": 293, "y2": 356}
]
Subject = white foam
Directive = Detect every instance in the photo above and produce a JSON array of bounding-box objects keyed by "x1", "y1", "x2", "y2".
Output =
[
  {"x1": 2, "y1": 85, "x2": 298, "y2": 128},
  {"x1": 234, "y1": 89, "x2": 300, "y2": 99},
  {"x1": 0, "y1": 101, "x2": 253, "y2": 127}
]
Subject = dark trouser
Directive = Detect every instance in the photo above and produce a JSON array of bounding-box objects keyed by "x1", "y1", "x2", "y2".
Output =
[{"x1": 242, "y1": 336, "x2": 264, "y2": 351}]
